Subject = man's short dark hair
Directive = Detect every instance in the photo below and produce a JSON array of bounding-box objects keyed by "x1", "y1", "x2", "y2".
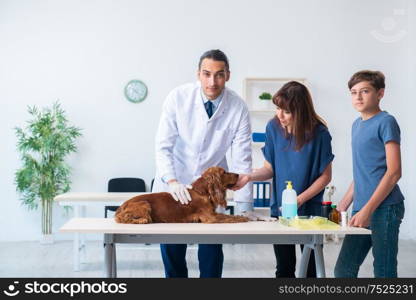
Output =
[{"x1": 198, "y1": 49, "x2": 229, "y2": 71}]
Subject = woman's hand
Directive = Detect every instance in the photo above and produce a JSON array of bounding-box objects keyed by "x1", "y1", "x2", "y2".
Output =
[
  {"x1": 297, "y1": 195, "x2": 307, "y2": 207},
  {"x1": 231, "y1": 174, "x2": 251, "y2": 191},
  {"x1": 231, "y1": 162, "x2": 274, "y2": 191}
]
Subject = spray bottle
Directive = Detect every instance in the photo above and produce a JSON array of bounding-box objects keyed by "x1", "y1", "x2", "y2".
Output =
[{"x1": 282, "y1": 181, "x2": 297, "y2": 219}]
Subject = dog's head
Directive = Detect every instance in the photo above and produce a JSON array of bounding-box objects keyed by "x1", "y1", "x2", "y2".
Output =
[{"x1": 192, "y1": 167, "x2": 239, "y2": 208}]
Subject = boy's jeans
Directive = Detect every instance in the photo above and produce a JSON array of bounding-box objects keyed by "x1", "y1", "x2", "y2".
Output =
[{"x1": 334, "y1": 201, "x2": 405, "y2": 278}]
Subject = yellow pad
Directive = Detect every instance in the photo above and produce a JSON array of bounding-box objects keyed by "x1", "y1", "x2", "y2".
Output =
[{"x1": 279, "y1": 216, "x2": 340, "y2": 230}]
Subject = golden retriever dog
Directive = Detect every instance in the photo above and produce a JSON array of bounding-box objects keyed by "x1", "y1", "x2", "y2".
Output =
[{"x1": 115, "y1": 167, "x2": 249, "y2": 224}]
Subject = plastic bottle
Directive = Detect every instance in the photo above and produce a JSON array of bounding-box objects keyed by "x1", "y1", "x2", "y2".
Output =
[
  {"x1": 329, "y1": 204, "x2": 341, "y2": 224},
  {"x1": 321, "y1": 201, "x2": 332, "y2": 219},
  {"x1": 341, "y1": 211, "x2": 347, "y2": 227},
  {"x1": 282, "y1": 181, "x2": 297, "y2": 219}
]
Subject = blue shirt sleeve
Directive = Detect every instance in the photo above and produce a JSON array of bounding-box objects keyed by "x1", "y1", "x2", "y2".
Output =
[
  {"x1": 262, "y1": 121, "x2": 275, "y2": 166},
  {"x1": 318, "y1": 127, "x2": 335, "y2": 174},
  {"x1": 379, "y1": 115, "x2": 401, "y2": 145}
]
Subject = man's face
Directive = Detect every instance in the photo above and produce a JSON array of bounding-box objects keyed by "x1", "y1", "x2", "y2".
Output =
[
  {"x1": 197, "y1": 58, "x2": 230, "y2": 100},
  {"x1": 350, "y1": 81, "x2": 384, "y2": 113}
]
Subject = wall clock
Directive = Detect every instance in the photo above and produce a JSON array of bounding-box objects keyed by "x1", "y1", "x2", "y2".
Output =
[{"x1": 124, "y1": 79, "x2": 148, "y2": 103}]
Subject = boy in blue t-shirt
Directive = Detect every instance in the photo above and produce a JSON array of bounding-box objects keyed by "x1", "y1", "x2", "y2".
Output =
[{"x1": 335, "y1": 70, "x2": 405, "y2": 278}]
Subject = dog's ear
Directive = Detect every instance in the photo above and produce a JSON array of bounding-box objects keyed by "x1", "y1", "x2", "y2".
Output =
[
  {"x1": 208, "y1": 184, "x2": 226, "y2": 208},
  {"x1": 204, "y1": 168, "x2": 227, "y2": 208},
  {"x1": 191, "y1": 177, "x2": 209, "y2": 195}
]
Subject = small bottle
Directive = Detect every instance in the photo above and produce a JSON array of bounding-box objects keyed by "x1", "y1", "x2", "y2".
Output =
[
  {"x1": 341, "y1": 211, "x2": 348, "y2": 227},
  {"x1": 321, "y1": 201, "x2": 332, "y2": 219},
  {"x1": 329, "y1": 204, "x2": 341, "y2": 224},
  {"x1": 282, "y1": 181, "x2": 297, "y2": 219}
]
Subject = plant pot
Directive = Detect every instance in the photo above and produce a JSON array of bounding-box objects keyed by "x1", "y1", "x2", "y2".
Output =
[
  {"x1": 257, "y1": 100, "x2": 272, "y2": 111},
  {"x1": 41, "y1": 199, "x2": 53, "y2": 240},
  {"x1": 40, "y1": 233, "x2": 54, "y2": 245}
]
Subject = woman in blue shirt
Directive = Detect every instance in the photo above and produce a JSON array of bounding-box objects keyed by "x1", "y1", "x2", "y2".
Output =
[{"x1": 234, "y1": 81, "x2": 334, "y2": 277}]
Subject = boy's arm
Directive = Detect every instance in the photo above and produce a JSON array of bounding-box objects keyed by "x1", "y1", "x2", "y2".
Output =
[
  {"x1": 337, "y1": 182, "x2": 354, "y2": 212},
  {"x1": 297, "y1": 163, "x2": 332, "y2": 207},
  {"x1": 349, "y1": 141, "x2": 402, "y2": 227}
]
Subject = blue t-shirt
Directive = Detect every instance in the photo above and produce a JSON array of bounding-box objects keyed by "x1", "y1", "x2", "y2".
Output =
[
  {"x1": 262, "y1": 119, "x2": 335, "y2": 217},
  {"x1": 351, "y1": 111, "x2": 404, "y2": 211}
]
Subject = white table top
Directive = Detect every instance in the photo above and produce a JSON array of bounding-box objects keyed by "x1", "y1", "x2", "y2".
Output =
[
  {"x1": 54, "y1": 191, "x2": 235, "y2": 205},
  {"x1": 54, "y1": 192, "x2": 149, "y2": 202},
  {"x1": 60, "y1": 218, "x2": 371, "y2": 235}
]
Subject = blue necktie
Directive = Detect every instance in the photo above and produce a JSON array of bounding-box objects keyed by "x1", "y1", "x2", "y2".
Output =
[{"x1": 205, "y1": 101, "x2": 213, "y2": 118}]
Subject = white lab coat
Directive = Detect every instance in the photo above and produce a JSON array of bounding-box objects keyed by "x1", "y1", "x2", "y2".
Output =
[{"x1": 153, "y1": 82, "x2": 253, "y2": 203}]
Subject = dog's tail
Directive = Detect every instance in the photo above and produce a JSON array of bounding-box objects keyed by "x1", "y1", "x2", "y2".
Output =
[{"x1": 115, "y1": 200, "x2": 152, "y2": 224}]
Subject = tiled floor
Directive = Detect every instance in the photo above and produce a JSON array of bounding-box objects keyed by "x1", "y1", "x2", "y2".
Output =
[{"x1": 1, "y1": 239, "x2": 415, "y2": 278}]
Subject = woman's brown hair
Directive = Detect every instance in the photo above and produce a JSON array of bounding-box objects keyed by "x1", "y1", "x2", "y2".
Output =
[{"x1": 272, "y1": 81, "x2": 327, "y2": 151}]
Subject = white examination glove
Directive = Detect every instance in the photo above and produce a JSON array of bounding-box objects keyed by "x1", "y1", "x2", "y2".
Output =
[{"x1": 168, "y1": 182, "x2": 192, "y2": 205}]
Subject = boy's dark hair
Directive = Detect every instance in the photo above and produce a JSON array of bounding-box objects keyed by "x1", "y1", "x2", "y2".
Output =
[
  {"x1": 348, "y1": 70, "x2": 385, "y2": 90},
  {"x1": 198, "y1": 49, "x2": 229, "y2": 71}
]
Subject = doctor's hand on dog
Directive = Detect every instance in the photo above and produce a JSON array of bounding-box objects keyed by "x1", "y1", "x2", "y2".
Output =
[{"x1": 168, "y1": 180, "x2": 192, "y2": 205}]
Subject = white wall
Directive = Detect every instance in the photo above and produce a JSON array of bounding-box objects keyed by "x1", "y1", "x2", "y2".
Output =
[{"x1": 0, "y1": 0, "x2": 414, "y2": 241}]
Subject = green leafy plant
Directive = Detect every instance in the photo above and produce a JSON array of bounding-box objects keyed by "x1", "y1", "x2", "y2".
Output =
[
  {"x1": 259, "y1": 92, "x2": 272, "y2": 100},
  {"x1": 15, "y1": 102, "x2": 82, "y2": 236}
]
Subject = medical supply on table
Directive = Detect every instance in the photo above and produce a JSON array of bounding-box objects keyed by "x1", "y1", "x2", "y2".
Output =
[
  {"x1": 279, "y1": 216, "x2": 340, "y2": 230},
  {"x1": 321, "y1": 201, "x2": 332, "y2": 219},
  {"x1": 329, "y1": 204, "x2": 341, "y2": 224},
  {"x1": 341, "y1": 211, "x2": 348, "y2": 227},
  {"x1": 281, "y1": 181, "x2": 297, "y2": 219}
]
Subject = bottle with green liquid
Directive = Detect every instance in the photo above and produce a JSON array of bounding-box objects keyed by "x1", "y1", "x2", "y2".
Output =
[{"x1": 282, "y1": 181, "x2": 298, "y2": 219}]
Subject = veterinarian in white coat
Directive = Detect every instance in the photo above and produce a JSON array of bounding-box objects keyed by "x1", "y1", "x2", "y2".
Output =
[{"x1": 153, "y1": 49, "x2": 253, "y2": 278}]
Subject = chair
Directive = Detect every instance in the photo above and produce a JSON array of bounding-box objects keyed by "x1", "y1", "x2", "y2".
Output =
[
  {"x1": 150, "y1": 178, "x2": 154, "y2": 192},
  {"x1": 104, "y1": 177, "x2": 146, "y2": 218}
]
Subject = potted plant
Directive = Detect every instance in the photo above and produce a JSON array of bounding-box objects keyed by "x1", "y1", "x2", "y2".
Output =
[
  {"x1": 258, "y1": 92, "x2": 273, "y2": 110},
  {"x1": 15, "y1": 102, "x2": 82, "y2": 244}
]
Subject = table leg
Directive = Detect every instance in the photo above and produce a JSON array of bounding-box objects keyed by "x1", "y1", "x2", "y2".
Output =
[
  {"x1": 73, "y1": 233, "x2": 80, "y2": 272},
  {"x1": 104, "y1": 244, "x2": 112, "y2": 278},
  {"x1": 104, "y1": 234, "x2": 116, "y2": 278},
  {"x1": 298, "y1": 235, "x2": 326, "y2": 278},
  {"x1": 80, "y1": 206, "x2": 86, "y2": 263},
  {"x1": 314, "y1": 243, "x2": 326, "y2": 278},
  {"x1": 73, "y1": 206, "x2": 81, "y2": 272},
  {"x1": 112, "y1": 244, "x2": 117, "y2": 278},
  {"x1": 298, "y1": 245, "x2": 312, "y2": 278}
]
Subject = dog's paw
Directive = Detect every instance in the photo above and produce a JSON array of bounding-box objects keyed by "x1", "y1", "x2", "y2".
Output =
[
  {"x1": 130, "y1": 216, "x2": 151, "y2": 224},
  {"x1": 234, "y1": 216, "x2": 250, "y2": 222},
  {"x1": 258, "y1": 215, "x2": 278, "y2": 222},
  {"x1": 242, "y1": 211, "x2": 278, "y2": 222}
]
